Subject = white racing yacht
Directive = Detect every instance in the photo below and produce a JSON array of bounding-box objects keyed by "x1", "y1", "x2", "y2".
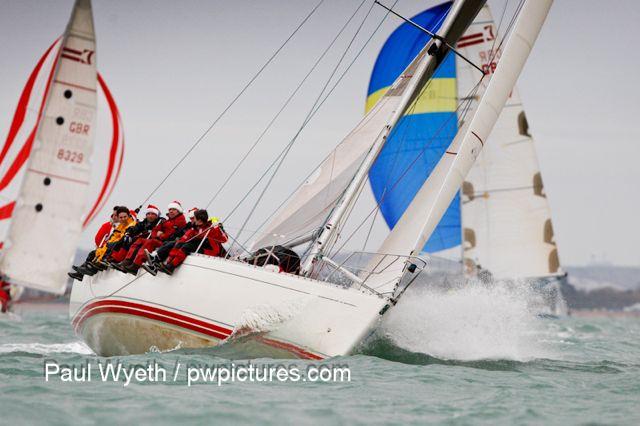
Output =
[{"x1": 70, "y1": 0, "x2": 553, "y2": 358}]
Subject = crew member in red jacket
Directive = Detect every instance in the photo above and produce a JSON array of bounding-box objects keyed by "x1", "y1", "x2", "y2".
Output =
[
  {"x1": 158, "y1": 209, "x2": 228, "y2": 275},
  {"x1": 94, "y1": 208, "x2": 117, "y2": 247},
  {"x1": 0, "y1": 280, "x2": 11, "y2": 313},
  {"x1": 123, "y1": 201, "x2": 187, "y2": 274}
]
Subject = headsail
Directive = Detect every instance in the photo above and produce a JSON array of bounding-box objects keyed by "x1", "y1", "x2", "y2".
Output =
[
  {"x1": 366, "y1": 0, "x2": 554, "y2": 294},
  {"x1": 0, "y1": 0, "x2": 98, "y2": 293}
]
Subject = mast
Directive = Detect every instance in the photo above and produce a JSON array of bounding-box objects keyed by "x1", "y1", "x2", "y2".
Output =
[
  {"x1": 300, "y1": 0, "x2": 486, "y2": 276},
  {"x1": 366, "y1": 0, "x2": 554, "y2": 295}
]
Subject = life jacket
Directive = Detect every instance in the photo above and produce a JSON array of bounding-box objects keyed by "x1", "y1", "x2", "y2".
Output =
[{"x1": 95, "y1": 217, "x2": 135, "y2": 260}]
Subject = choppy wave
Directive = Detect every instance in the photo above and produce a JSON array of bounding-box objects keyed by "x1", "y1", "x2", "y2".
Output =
[{"x1": 0, "y1": 341, "x2": 93, "y2": 356}]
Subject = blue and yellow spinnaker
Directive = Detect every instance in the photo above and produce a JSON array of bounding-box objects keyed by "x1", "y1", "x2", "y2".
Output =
[{"x1": 367, "y1": 2, "x2": 460, "y2": 252}]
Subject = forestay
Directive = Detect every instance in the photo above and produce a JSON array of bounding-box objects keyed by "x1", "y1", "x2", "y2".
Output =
[{"x1": 0, "y1": 0, "x2": 97, "y2": 294}]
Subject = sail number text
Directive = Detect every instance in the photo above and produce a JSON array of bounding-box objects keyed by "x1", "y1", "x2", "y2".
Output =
[
  {"x1": 69, "y1": 121, "x2": 91, "y2": 135},
  {"x1": 57, "y1": 149, "x2": 84, "y2": 164}
]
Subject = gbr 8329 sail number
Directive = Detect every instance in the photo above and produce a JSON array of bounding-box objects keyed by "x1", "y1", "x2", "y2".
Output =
[
  {"x1": 57, "y1": 149, "x2": 84, "y2": 163},
  {"x1": 57, "y1": 121, "x2": 90, "y2": 163}
]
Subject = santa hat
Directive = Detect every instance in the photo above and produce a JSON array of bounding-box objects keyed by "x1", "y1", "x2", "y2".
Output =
[
  {"x1": 167, "y1": 200, "x2": 183, "y2": 213},
  {"x1": 145, "y1": 204, "x2": 160, "y2": 216},
  {"x1": 187, "y1": 207, "x2": 198, "y2": 219}
]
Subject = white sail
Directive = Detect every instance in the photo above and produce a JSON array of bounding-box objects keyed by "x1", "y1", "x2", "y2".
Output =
[
  {"x1": 458, "y1": 7, "x2": 561, "y2": 280},
  {"x1": 366, "y1": 0, "x2": 554, "y2": 294},
  {"x1": 252, "y1": 35, "x2": 451, "y2": 250},
  {"x1": 0, "y1": 0, "x2": 97, "y2": 294},
  {"x1": 250, "y1": 93, "x2": 400, "y2": 249}
]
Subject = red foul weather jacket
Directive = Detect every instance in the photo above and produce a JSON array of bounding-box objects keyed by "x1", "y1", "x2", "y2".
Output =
[
  {"x1": 151, "y1": 213, "x2": 186, "y2": 241},
  {"x1": 180, "y1": 223, "x2": 228, "y2": 257},
  {"x1": 94, "y1": 221, "x2": 113, "y2": 247}
]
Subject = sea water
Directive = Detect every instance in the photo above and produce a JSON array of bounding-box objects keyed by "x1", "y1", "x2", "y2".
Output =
[{"x1": 1, "y1": 285, "x2": 639, "y2": 425}]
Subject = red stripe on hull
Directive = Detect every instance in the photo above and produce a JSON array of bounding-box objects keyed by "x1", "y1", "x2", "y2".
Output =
[
  {"x1": 78, "y1": 305, "x2": 230, "y2": 340},
  {"x1": 257, "y1": 336, "x2": 324, "y2": 360},
  {"x1": 72, "y1": 299, "x2": 324, "y2": 360},
  {"x1": 73, "y1": 299, "x2": 233, "y2": 337}
]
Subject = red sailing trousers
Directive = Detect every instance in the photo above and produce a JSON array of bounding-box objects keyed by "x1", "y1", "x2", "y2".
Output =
[{"x1": 133, "y1": 239, "x2": 164, "y2": 266}]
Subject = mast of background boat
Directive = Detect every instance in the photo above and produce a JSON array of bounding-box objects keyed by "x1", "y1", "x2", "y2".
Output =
[
  {"x1": 367, "y1": 0, "x2": 554, "y2": 296},
  {"x1": 300, "y1": 0, "x2": 486, "y2": 276}
]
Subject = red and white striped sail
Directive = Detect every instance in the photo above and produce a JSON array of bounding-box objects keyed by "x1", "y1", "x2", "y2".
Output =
[{"x1": 0, "y1": 0, "x2": 123, "y2": 294}]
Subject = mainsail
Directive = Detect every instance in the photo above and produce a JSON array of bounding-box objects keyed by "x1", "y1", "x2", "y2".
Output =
[
  {"x1": 0, "y1": 0, "x2": 99, "y2": 293},
  {"x1": 366, "y1": 2, "x2": 561, "y2": 280},
  {"x1": 366, "y1": 0, "x2": 554, "y2": 294}
]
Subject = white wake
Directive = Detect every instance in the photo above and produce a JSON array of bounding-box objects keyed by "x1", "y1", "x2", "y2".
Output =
[{"x1": 0, "y1": 341, "x2": 93, "y2": 355}]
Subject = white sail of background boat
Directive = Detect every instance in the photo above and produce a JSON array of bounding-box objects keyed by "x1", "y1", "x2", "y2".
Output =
[
  {"x1": 0, "y1": 0, "x2": 124, "y2": 296},
  {"x1": 365, "y1": 3, "x2": 564, "y2": 300},
  {"x1": 459, "y1": 7, "x2": 561, "y2": 282},
  {"x1": 70, "y1": 0, "x2": 553, "y2": 358}
]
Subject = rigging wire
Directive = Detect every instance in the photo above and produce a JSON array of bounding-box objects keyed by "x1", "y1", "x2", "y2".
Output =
[
  {"x1": 374, "y1": 0, "x2": 485, "y2": 74},
  {"x1": 327, "y1": 78, "x2": 484, "y2": 259},
  {"x1": 204, "y1": 0, "x2": 370, "y2": 210},
  {"x1": 137, "y1": 0, "x2": 326, "y2": 208},
  {"x1": 326, "y1": 1, "x2": 529, "y2": 257},
  {"x1": 227, "y1": 0, "x2": 379, "y2": 253},
  {"x1": 233, "y1": 0, "x2": 401, "y2": 246}
]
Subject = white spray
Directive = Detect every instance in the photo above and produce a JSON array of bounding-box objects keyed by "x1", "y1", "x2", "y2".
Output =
[{"x1": 381, "y1": 278, "x2": 556, "y2": 362}]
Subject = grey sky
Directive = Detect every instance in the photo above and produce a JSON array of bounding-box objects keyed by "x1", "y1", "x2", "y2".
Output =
[{"x1": 0, "y1": 0, "x2": 638, "y2": 267}]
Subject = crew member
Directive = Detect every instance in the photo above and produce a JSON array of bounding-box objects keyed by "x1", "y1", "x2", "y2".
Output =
[
  {"x1": 112, "y1": 204, "x2": 163, "y2": 273},
  {"x1": 123, "y1": 201, "x2": 187, "y2": 274},
  {"x1": 68, "y1": 206, "x2": 120, "y2": 281},
  {"x1": 141, "y1": 207, "x2": 198, "y2": 276},
  {"x1": 0, "y1": 280, "x2": 11, "y2": 313},
  {"x1": 68, "y1": 207, "x2": 134, "y2": 281},
  {"x1": 157, "y1": 209, "x2": 227, "y2": 275}
]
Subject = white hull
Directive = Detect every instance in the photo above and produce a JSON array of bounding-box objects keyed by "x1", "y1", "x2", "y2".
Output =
[{"x1": 69, "y1": 255, "x2": 388, "y2": 359}]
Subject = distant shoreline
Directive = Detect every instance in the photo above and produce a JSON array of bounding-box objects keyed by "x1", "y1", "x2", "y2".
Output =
[{"x1": 570, "y1": 309, "x2": 640, "y2": 318}]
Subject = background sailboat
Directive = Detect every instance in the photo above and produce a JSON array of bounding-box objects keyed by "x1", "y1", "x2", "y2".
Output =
[
  {"x1": 366, "y1": 2, "x2": 565, "y2": 308},
  {"x1": 0, "y1": 0, "x2": 124, "y2": 296}
]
